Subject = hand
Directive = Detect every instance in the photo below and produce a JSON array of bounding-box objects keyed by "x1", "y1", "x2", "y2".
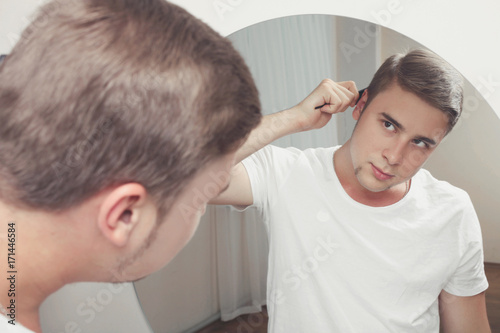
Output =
[{"x1": 295, "y1": 79, "x2": 359, "y2": 131}]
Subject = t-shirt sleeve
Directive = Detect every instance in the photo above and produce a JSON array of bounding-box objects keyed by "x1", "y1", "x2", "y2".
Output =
[
  {"x1": 240, "y1": 145, "x2": 302, "y2": 214},
  {"x1": 443, "y1": 197, "x2": 489, "y2": 296}
]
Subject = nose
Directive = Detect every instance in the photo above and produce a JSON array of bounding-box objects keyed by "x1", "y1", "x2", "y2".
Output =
[{"x1": 383, "y1": 140, "x2": 405, "y2": 166}]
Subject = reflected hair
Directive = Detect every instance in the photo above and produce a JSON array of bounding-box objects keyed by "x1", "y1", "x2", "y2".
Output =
[
  {"x1": 364, "y1": 48, "x2": 463, "y2": 133},
  {"x1": 0, "y1": 0, "x2": 261, "y2": 219}
]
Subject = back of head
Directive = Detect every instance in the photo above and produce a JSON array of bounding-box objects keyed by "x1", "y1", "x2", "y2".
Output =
[
  {"x1": 0, "y1": 0, "x2": 261, "y2": 216},
  {"x1": 365, "y1": 48, "x2": 463, "y2": 133}
]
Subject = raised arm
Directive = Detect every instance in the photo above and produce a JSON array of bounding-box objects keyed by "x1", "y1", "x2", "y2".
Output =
[{"x1": 209, "y1": 79, "x2": 359, "y2": 207}]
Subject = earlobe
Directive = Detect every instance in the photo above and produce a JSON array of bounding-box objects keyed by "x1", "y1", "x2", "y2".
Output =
[
  {"x1": 353, "y1": 90, "x2": 368, "y2": 121},
  {"x1": 353, "y1": 104, "x2": 362, "y2": 121},
  {"x1": 97, "y1": 183, "x2": 147, "y2": 247}
]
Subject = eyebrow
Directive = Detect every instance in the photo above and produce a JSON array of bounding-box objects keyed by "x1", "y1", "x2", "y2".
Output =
[
  {"x1": 414, "y1": 135, "x2": 437, "y2": 146},
  {"x1": 381, "y1": 112, "x2": 437, "y2": 146},
  {"x1": 382, "y1": 112, "x2": 405, "y2": 131}
]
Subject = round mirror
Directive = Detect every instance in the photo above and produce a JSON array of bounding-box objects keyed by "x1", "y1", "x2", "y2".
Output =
[{"x1": 134, "y1": 14, "x2": 500, "y2": 332}]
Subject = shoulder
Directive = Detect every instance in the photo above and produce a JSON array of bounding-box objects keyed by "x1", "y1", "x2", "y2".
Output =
[
  {"x1": 414, "y1": 169, "x2": 483, "y2": 246},
  {"x1": 415, "y1": 168, "x2": 471, "y2": 206},
  {"x1": 302, "y1": 146, "x2": 339, "y2": 159},
  {"x1": 250, "y1": 145, "x2": 338, "y2": 167},
  {"x1": 257, "y1": 144, "x2": 336, "y2": 156}
]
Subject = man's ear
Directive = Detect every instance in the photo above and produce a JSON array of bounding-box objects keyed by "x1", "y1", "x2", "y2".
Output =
[
  {"x1": 97, "y1": 183, "x2": 150, "y2": 248},
  {"x1": 353, "y1": 89, "x2": 368, "y2": 121}
]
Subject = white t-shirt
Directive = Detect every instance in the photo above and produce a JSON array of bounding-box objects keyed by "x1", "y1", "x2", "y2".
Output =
[
  {"x1": 242, "y1": 145, "x2": 489, "y2": 333},
  {"x1": 0, "y1": 314, "x2": 35, "y2": 333}
]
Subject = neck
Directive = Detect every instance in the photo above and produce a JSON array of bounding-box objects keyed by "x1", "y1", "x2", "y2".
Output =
[
  {"x1": 334, "y1": 141, "x2": 409, "y2": 207},
  {"x1": 0, "y1": 201, "x2": 102, "y2": 332},
  {"x1": 0, "y1": 218, "x2": 46, "y2": 332}
]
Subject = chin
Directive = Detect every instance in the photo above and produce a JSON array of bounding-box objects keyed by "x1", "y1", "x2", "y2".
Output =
[
  {"x1": 364, "y1": 185, "x2": 391, "y2": 193},
  {"x1": 132, "y1": 273, "x2": 151, "y2": 283},
  {"x1": 109, "y1": 257, "x2": 162, "y2": 283},
  {"x1": 359, "y1": 179, "x2": 396, "y2": 193},
  {"x1": 115, "y1": 267, "x2": 157, "y2": 283}
]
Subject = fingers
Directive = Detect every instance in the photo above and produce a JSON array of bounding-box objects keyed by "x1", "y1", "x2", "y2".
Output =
[
  {"x1": 320, "y1": 84, "x2": 349, "y2": 113},
  {"x1": 316, "y1": 79, "x2": 358, "y2": 113},
  {"x1": 338, "y1": 81, "x2": 359, "y2": 107}
]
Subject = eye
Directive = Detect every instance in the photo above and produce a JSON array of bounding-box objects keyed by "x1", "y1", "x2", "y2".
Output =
[
  {"x1": 383, "y1": 120, "x2": 395, "y2": 132},
  {"x1": 413, "y1": 139, "x2": 429, "y2": 149}
]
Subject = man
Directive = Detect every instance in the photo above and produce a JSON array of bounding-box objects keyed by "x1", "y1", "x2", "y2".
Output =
[
  {"x1": 211, "y1": 49, "x2": 491, "y2": 332},
  {"x1": 0, "y1": 0, "x2": 261, "y2": 332}
]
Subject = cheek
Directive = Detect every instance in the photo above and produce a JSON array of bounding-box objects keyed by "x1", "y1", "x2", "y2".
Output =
[
  {"x1": 352, "y1": 122, "x2": 374, "y2": 151},
  {"x1": 357, "y1": 120, "x2": 384, "y2": 146},
  {"x1": 155, "y1": 209, "x2": 202, "y2": 263},
  {"x1": 400, "y1": 149, "x2": 429, "y2": 176},
  {"x1": 353, "y1": 130, "x2": 383, "y2": 161}
]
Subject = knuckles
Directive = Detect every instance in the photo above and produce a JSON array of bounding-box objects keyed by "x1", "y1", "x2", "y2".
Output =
[{"x1": 314, "y1": 79, "x2": 357, "y2": 113}]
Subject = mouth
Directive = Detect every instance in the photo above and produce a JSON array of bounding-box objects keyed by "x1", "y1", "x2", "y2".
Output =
[{"x1": 370, "y1": 163, "x2": 394, "y2": 181}]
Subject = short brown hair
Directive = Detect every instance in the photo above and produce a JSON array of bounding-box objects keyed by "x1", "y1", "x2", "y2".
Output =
[
  {"x1": 0, "y1": 0, "x2": 261, "y2": 216},
  {"x1": 365, "y1": 49, "x2": 463, "y2": 133}
]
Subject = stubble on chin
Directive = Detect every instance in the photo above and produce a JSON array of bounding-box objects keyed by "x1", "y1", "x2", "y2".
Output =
[{"x1": 354, "y1": 165, "x2": 397, "y2": 192}]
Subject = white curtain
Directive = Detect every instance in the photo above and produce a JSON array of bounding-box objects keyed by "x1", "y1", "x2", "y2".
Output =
[{"x1": 214, "y1": 15, "x2": 340, "y2": 321}]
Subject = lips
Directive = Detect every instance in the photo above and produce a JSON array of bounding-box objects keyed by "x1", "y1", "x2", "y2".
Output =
[{"x1": 370, "y1": 163, "x2": 394, "y2": 181}]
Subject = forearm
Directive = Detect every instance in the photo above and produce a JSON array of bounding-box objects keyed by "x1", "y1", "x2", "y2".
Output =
[
  {"x1": 235, "y1": 106, "x2": 303, "y2": 163},
  {"x1": 235, "y1": 79, "x2": 359, "y2": 163}
]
